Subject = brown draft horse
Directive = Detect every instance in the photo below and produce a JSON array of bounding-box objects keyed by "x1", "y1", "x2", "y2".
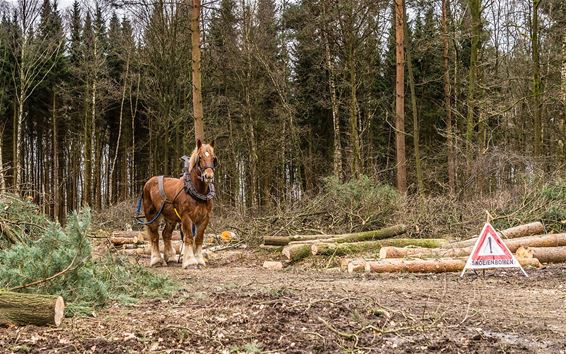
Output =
[{"x1": 142, "y1": 139, "x2": 217, "y2": 268}]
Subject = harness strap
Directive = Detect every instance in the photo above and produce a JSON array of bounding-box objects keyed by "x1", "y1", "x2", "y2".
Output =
[
  {"x1": 184, "y1": 175, "x2": 215, "y2": 201},
  {"x1": 157, "y1": 175, "x2": 168, "y2": 202}
]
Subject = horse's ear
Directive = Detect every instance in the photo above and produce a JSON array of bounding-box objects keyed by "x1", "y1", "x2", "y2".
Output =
[
  {"x1": 210, "y1": 139, "x2": 215, "y2": 148},
  {"x1": 197, "y1": 139, "x2": 202, "y2": 149}
]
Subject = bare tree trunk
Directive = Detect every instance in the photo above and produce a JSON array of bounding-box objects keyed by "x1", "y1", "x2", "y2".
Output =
[
  {"x1": 83, "y1": 84, "x2": 91, "y2": 207},
  {"x1": 15, "y1": 38, "x2": 26, "y2": 194},
  {"x1": 242, "y1": 1, "x2": 257, "y2": 209},
  {"x1": 109, "y1": 55, "x2": 130, "y2": 205},
  {"x1": 191, "y1": 0, "x2": 204, "y2": 143},
  {"x1": 348, "y1": 49, "x2": 361, "y2": 178},
  {"x1": 0, "y1": 124, "x2": 5, "y2": 193},
  {"x1": 324, "y1": 29, "x2": 342, "y2": 179},
  {"x1": 52, "y1": 91, "x2": 59, "y2": 222},
  {"x1": 531, "y1": 0, "x2": 542, "y2": 156},
  {"x1": 395, "y1": 0, "x2": 407, "y2": 194},
  {"x1": 404, "y1": 14, "x2": 423, "y2": 194},
  {"x1": 466, "y1": 0, "x2": 481, "y2": 159},
  {"x1": 442, "y1": 0, "x2": 455, "y2": 193},
  {"x1": 561, "y1": 31, "x2": 566, "y2": 160}
]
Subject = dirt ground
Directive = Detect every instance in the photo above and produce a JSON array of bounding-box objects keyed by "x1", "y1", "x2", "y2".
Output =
[{"x1": 1, "y1": 249, "x2": 566, "y2": 354}]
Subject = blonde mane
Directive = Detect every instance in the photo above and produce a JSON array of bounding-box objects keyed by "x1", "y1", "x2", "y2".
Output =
[{"x1": 188, "y1": 147, "x2": 199, "y2": 173}]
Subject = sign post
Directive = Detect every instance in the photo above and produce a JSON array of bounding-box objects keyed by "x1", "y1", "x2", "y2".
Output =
[{"x1": 461, "y1": 223, "x2": 527, "y2": 277}]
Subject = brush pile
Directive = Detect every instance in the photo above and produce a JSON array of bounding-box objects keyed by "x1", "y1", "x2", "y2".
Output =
[{"x1": 0, "y1": 194, "x2": 176, "y2": 326}]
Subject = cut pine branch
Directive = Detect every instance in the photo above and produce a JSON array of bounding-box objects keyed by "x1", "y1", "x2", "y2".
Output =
[
  {"x1": 443, "y1": 222, "x2": 545, "y2": 249},
  {"x1": 265, "y1": 225, "x2": 407, "y2": 246},
  {"x1": 361, "y1": 257, "x2": 541, "y2": 274},
  {"x1": 311, "y1": 238, "x2": 446, "y2": 256},
  {"x1": 0, "y1": 290, "x2": 65, "y2": 327}
]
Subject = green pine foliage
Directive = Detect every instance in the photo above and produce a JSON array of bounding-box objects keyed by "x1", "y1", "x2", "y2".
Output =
[
  {"x1": 0, "y1": 194, "x2": 176, "y2": 316},
  {"x1": 0, "y1": 195, "x2": 51, "y2": 248}
]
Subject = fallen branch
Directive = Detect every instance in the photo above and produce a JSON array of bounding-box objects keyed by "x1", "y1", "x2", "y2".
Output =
[{"x1": 9, "y1": 255, "x2": 80, "y2": 291}]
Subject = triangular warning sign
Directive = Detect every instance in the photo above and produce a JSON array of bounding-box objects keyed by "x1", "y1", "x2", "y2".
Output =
[{"x1": 461, "y1": 223, "x2": 527, "y2": 277}]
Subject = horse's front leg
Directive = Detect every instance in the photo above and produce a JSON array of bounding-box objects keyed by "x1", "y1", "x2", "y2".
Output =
[
  {"x1": 145, "y1": 224, "x2": 166, "y2": 267},
  {"x1": 181, "y1": 218, "x2": 198, "y2": 269},
  {"x1": 194, "y1": 218, "x2": 209, "y2": 266},
  {"x1": 162, "y1": 220, "x2": 177, "y2": 263}
]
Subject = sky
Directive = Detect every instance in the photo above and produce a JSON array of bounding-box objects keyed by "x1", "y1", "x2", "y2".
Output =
[{"x1": 5, "y1": 0, "x2": 77, "y2": 11}]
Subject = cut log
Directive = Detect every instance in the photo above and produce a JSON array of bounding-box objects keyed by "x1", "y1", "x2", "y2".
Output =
[
  {"x1": 111, "y1": 230, "x2": 181, "y2": 241},
  {"x1": 311, "y1": 238, "x2": 446, "y2": 256},
  {"x1": 259, "y1": 245, "x2": 283, "y2": 252},
  {"x1": 501, "y1": 222, "x2": 545, "y2": 239},
  {"x1": 398, "y1": 233, "x2": 566, "y2": 260},
  {"x1": 115, "y1": 241, "x2": 184, "y2": 255},
  {"x1": 362, "y1": 257, "x2": 541, "y2": 274},
  {"x1": 263, "y1": 234, "x2": 337, "y2": 246},
  {"x1": 347, "y1": 260, "x2": 367, "y2": 273},
  {"x1": 516, "y1": 246, "x2": 566, "y2": 264},
  {"x1": 443, "y1": 222, "x2": 545, "y2": 249},
  {"x1": 263, "y1": 261, "x2": 284, "y2": 270},
  {"x1": 110, "y1": 236, "x2": 146, "y2": 246},
  {"x1": 379, "y1": 246, "x2": 471, "y2": 259},
  {"x1": 0, "y1": 290, "x2": 65, "y2": 327},
  {"x1": 264, "y1": 224, "x2": 406, "y2": 246},
  {"x1": 282, "y1": 244, "x2": 311, "y2": 262},
  {"x1": 504, "y1": 233, "x2": 566, "y2": 252}
]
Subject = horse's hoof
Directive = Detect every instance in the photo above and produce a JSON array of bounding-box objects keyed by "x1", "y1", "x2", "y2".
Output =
[
  {"x1": 150, "y1": 256, "x2": 166, "y2": 267},
  {"x1": 182, "y1": 258, "x2": 199, "y2": 269},
  {"x1": 163, "y1": 253, "x2": 176, "y2": 263}
]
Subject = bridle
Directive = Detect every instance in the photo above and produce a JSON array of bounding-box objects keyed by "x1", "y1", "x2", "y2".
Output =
[
  {"x1": 194, "y1": 154, "x2": 219, "y2": 182},
  {"x1": 181, "y1": 152, "x2": 218, "y2": 201}
]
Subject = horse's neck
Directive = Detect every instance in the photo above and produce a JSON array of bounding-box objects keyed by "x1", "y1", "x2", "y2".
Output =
[{"x1": 189, "y1": 168, "x2": 208, "y2": 194}]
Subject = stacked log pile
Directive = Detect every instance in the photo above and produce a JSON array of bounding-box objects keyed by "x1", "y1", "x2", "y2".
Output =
[
  {"x1": 109, "y1": 230, "x2": 238, "y2": 257},
  {"x1": 262, "y1": 221, "x2": 566, "y2": 274},
  {"x1": 263, "y1": 224, "x2": 446, "y2": 264}
]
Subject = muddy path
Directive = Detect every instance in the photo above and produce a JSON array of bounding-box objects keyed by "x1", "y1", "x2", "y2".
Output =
[{"x1": 1, "y1": 250, "x2": 566, "y2": 353}]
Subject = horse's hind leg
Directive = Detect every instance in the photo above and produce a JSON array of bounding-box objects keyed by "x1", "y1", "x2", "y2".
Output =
[
  {"x1": 181, "y1": 218, "x2": 198, "y2": 269},
  {"x1": 162, "y1": 220, "x2": 177, "y2": 263},
  {"x1": 145, "y1": 223, "x2": 166, "y2": 267}
]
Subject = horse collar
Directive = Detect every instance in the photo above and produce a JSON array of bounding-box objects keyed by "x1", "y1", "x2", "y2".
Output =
[{"x1": 184, "y1": 174, "x2": 215, "y2": 201}]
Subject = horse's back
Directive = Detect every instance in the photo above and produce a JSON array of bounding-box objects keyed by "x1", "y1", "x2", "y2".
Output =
[{"x1": 143, "y1": 175, "x2": 182, "y2": 203}]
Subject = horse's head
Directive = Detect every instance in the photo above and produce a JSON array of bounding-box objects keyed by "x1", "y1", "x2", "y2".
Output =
[{"x1": 193, "y1": 139, "x2": 218, "y2": 183}]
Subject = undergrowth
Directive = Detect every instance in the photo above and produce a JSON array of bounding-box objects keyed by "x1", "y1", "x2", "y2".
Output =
[
  {"x1": 93, "y1": 176, "x2": 565, "y2": 244},
  {"x1": 0, "y1": 194, "x2": 176, "y2": 316}
]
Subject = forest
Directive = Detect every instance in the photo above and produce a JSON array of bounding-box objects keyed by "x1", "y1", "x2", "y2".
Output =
[
  {"x1": 0, "y1": 0, "x2": 565, "y2": 223},
  {"x1": 1, "y1": 0, "x2": 566, "y2": 351}
]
